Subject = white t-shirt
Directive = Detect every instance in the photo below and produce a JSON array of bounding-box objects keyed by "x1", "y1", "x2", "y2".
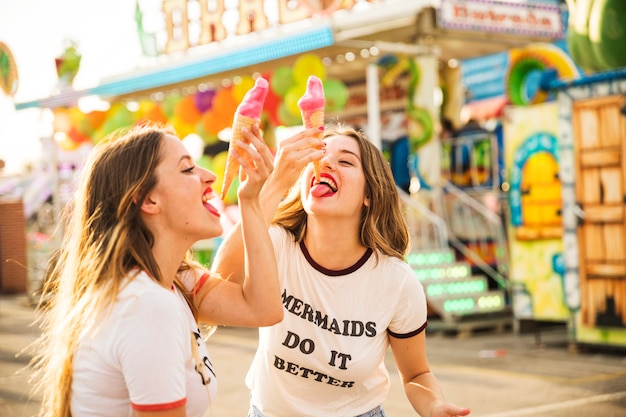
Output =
[
  {"x1": 71, "y1": 271, "x2": 217, "y2": 417},
  {"x1": 246, "y1": 226, "x2": 427, "y2": 417}
]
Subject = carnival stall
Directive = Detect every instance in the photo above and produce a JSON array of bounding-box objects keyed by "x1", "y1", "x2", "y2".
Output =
[
  {"x1": 503, "y1": 0, "x2": 626, "y2": 348},
  {"x1": 10, "y1": 0, "x2": 566, "y2": 325},
  {"x1": 433, "y1": 0, "x2": 577, "y2": 330},
  {"x1": 455, "y1": 0, "x2": 626, "y2": 347},
  {"x1": 546, "y1": 68, "x2": 626, "y2": 349},
  {"x1": 10, "y1": 0, "x2": 446, "y2": 296}
]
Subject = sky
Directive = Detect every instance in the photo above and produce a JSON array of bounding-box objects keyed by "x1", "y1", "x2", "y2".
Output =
[{"x1": 0, "y1": 0, "x2": 145, "y2": 173}]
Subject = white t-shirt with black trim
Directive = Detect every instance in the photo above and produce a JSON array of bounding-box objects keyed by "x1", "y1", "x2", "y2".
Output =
[
  {"x1": 71, "y1": 271, "x2": 216, "y2": 417},
  {"x1": 246, "y1": 226, "x2": 427, "y2": 417}
]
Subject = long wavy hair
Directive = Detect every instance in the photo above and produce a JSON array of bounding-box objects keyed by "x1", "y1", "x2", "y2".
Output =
[
  {"x1": 29, "y1": 122, "x2": 204, "y2": 417},
  {"x1": 272, "y1": 125, "x2": 410, "y2": 261}
]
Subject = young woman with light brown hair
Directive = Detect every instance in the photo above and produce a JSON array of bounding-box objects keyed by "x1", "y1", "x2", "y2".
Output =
[
  {"x1": 213, "y1": 124, "x2": 471, "y2": 417},
  {"x1": 30, "y1": 122, "x2": 282, "y2": 417}
]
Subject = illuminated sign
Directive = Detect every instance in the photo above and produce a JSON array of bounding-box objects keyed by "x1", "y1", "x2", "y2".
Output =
[{"x1": 158, "y1": 0, "x2": 368, "y2": 54}]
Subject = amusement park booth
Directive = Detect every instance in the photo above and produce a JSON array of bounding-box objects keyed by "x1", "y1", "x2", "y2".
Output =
[
  {"x1": 12, "y1": 0, "x2": 566, "y2": 331},
  {"x1": 547, "y1": 69, "x2": 626, "y2": 350}
]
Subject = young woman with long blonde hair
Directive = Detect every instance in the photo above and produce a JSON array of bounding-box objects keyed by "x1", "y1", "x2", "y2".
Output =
[{"x1": 30, "y1": 122, "x2": 283, "y2": 417}]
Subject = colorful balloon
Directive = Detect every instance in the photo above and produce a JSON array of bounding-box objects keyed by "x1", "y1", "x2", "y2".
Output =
[
  {"x1": 194, "y1": 89, "x2": 216, "y2": 113},
  {"x1": 195, "y1": 119, "x2": 219, "y2": 145},
  {"x1": 68, "y1": 126, "x2": 90, "y2": 144},
  {"x1": 175, "y1": 95, "x2": 202, "y2": 125},
  {"x1": 324, "y1": 79, "x2": 349, "y2": 112},
  {"x1": 212, "y1": 150, "x2": 229, "y2": 196},
  {"x1": 197, "y1": 154, "x2": 213, "y2": 171},
  {"x1": 212, "y1": 87, "x2": 238, "y2": 122},
  {"x1": 283, "y1": 83, "x2": 306, "y2": 117},
  {"x1": 277, "y1": 102, "x2": 301, "y2": 126},
  {"x1": 201, "y1": 110, "x2": 221, "y2": 135},
  {"x1": 161, "y1": 94, "x2": 182, "y2": 118},
  {"x1": 293, "y1": 54, "x2": 326, "y2": 85},
  {"x1": 223, "y1": 175, "x2": 239, "y2": 205},
  {"x1": 170, "y1": 115, "x2": 197, "y2": 139},
  {"x1": 263, "y1": 85, "x2": 281, "y2": 127},
  {"x1": 144, "y1": 103, "x2": 168, "y2": 124},
  {"x1": 270, "y1": 66, "x2": 294, "y2": 97},
  {"x1": 56, "y1": 135, "x2": 82, "y2": 151},
  {"x1": 232, "y1": 76, "x2": 255, "y2": 103},
  {"x1": 86, "y1": 110, "x2": 107, "y2": 131}
]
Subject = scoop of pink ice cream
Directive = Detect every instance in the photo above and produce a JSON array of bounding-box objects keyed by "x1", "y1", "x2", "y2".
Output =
[
  {"x1": 297, "y1": 76, "x2": 325, "y2": 111},
  {"x1": 237, "y1": 77, "x2": 269, "y2": 119}
]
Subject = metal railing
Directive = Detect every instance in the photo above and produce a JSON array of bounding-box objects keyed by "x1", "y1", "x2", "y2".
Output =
[
  {"x1": 440, "y1": 180, "x2": 509, "y2": 289},
  {"x1": 397, "y1": 187, "x2": 449, "y2": 254},
  {"x1": 398, "y1": 129, "x2": 510, "y2": 291}
]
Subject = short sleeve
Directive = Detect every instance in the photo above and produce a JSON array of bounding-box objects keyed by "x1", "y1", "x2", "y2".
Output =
[
  {"x1": 114, "y1": 289, "x2": 189, "y2": 408},
  {"x1": 388, "y1": 265, "x2": 428, "y2": 338},
  {"x1": 268, "y1": 225, "x2": 288, "y2": 262}
]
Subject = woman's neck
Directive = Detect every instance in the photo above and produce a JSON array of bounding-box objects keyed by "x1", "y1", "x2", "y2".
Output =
[
  {"x1": 303, "y1": 218, "x2": 367, "y2": 271},
  {"x1": 151, "y1": 238, "x2": 187, "y2": 290}
]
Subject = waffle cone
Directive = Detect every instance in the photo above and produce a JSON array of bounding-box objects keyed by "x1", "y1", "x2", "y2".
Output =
[
  {"x1": 301, "y1": 108, "x2": 324, "y2": 182},
  {"x1": 221, "y1": 114, "x2": 257, "y2": 200}
]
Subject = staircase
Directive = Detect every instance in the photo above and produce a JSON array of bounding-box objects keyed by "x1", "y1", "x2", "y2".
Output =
[
  {"x1": 399, "y1": 183, "x2": 512, "y2": 335},
  {"x1": 406, "y1": 248, "x2": 510, "y2": 334}
]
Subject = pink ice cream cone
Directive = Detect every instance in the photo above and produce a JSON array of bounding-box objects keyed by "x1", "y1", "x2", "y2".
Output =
[
  {"x1": 297, "y1": 76, "x2": 325, "y2": 182},
  {"x1": 221, "y1": 77, "x2": 269, "y2": 200}
]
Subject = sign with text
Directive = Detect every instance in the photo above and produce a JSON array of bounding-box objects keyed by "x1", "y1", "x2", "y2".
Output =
[
  {"x1": 158, "y1": 0, "x2": 371, "y2": 54},
  {"x1": 439, "y1": 0, "x2": 564, "y2": 39}
]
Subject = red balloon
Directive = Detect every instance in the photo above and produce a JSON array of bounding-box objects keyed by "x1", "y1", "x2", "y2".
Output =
[
  {"x1": 263, "y1": 86, "x2": 281, "y2": 127},
  {"x1": 68, "y1": 127, "x2": 90, "y2": 144}
]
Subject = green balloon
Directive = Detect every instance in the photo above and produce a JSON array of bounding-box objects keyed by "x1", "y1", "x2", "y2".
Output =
[
  {"x1": 323, "y1": 79, "x2": 349, "y2": 112},
  {"x1": 270, "y1": 67, "x2": 294, "y2": 97},
  {"x1": 277, "y1": 102, "x2": 301, "y2": 127},
  {"x1": 162, "y1": 94, "x2": 181, "y2": 118},
  {"x1": 197, "y1": 155, "x2": 213, "y2": 171}
]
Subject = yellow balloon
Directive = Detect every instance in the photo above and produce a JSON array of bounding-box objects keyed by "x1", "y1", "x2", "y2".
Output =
[
  {"x1": 68, "y1": 107, "x2": 85, "y2": 125},
  {"x1": 170, "y1": 116, "x2": 196, "y2": 139},
  {"x1": 284, "y1": 83, "x2": 307, "y2": 118},
  {"x1": 137, "y1": 99, "x2": 156, "y2": 118},
  {"x1": 212, "y1": 151, "x2": 229, "y2": 195},
  {"x1": 232, "y1": 76, "x2": 255, "y2": 103},
  {"x1": 293, "y1": 54, "x2": 326, "y2": 85}
]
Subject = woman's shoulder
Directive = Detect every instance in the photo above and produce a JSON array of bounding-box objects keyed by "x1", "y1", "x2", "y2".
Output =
[
  {"x1": 119, "y1": 271, "x2": 180, "y2": 311},
  {"x1": 269, "y1": 224, "x2": 289, "y2": 239},
  {"x1": 373, "y1": 253, "x2": 422, "y2": 288},
  {"x1": 375, "y1": 253, "x2": 413, "y2": 274},
  {"x1": 268, "y1": 224, "x2": 298, "y2": 251}
]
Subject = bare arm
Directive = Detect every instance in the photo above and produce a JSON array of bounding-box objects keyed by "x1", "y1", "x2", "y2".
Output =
[
  {"x1": 389, "y1": 332, "x2": 471, "y2": 417},
  {"x1": 211, "y1": 124, "x2": 324, "y2": 285},
  {"x1": 195, "y1": 126, "x2": 281, "y2": 326}
]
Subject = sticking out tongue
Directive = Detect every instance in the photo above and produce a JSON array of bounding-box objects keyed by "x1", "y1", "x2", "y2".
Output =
[
  {"x1": 311, "y1": 183, "x2": 334, "y2": 198},
  {"x1": 204, "y1": 201, "x2": 221, "y2": 217}
]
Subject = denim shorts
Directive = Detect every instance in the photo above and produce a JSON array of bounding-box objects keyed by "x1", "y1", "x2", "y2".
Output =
[{"x1": 247, "y1": 404, "x2": 387, "y2": 417}]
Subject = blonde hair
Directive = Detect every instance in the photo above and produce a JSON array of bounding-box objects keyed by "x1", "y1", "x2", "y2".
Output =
[
  {"x1": 273, "y1": 124, "x2": 409, "y2": 261},
  {"x1": 29, "y1": 122, "x2": 211, "y2": 416}
]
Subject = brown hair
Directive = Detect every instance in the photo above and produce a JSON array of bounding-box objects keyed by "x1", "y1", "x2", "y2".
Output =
[
  {"x1": 29, "y1": 122, "x2": 205, "y2": 417},
  {"x1": 272, "y1": 124, "x2": 409, "y2": 261}
]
